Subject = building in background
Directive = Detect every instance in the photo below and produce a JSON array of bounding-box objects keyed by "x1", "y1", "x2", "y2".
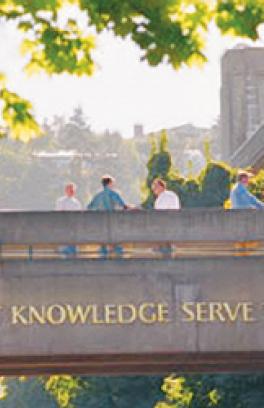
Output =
[
  {"x1": 133, "y1": 124, "x2": 144, "y2": 139},
  {"x1": 221, "y1": 46, "x2": 264, "y2": 167}
]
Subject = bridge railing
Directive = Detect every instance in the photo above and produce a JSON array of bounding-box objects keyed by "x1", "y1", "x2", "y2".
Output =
[{"x1": 1, "y1": 209, "x2": 264, "y2": 260}]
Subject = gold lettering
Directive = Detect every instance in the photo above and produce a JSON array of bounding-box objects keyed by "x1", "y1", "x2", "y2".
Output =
[
  {"x1": 91, "y1": 305, "x2": 105, "y2": 324},
  {"x1": 104, "y1": 304, "x2": 117, "y2": 324},
  {"x1": 7, "y1": 301, "x2": 259, "y2": 326},
  {"x1": 242, "y1": 302, "x2": 256, "y2": 322},
  {"x1": 222, "y1": 302, "x2": 241, "y2": 322},
  {"x1": 46, "y1": 304, "x2": 66, "y2": 325},
  {"x1": 209, "y1": 302, "x2": 226, "y2": 322},
  {"x1": 66, "y1": 304, "x2": 92, "y2": 324},
  {"x1": 196, "y1": 302, "x2": 210, "y2": 322},
  {"x1": 182, "y1": 302, "x2": 257, "y2": 323},
  {"x1": 157, "y1": 303, "x2": 170, "y2": 323},
  {"x1": 11, "y1": 305, "x2": 29, "y2": 325},
  {"x1": 117, "y1": 304, "x2": 137, "y2": 324},
  {"x1": 181, "y1": 302, "x2": 195, "y2": 322},
  {"x1": 28, "y1": 306, "x2": 46, "y2": 325},
  {"x1": 138, "y1": 303, "x2": 157, "y2": 324}
]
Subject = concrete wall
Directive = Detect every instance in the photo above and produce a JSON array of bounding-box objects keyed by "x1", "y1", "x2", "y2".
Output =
[
  {"x1": 221, "y1": 47, "x2": 264, "y2": 162},
  {"x1": 0, "y1": 210, "x2": 264, "y2": 374},
  {"x1": 1, "y1": 208, "x2": 264, "y2": 243},
  {"x1": 230, "y1": 123, "x2": 264, "y2": 170}
]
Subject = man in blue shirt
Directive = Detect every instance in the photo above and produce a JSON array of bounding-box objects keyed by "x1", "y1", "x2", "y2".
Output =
[
  {"x1": 230, "y1": 171, "x2": 264, "y2": 209},
  {"x1": 87, "y1": 175, "x2": 128, "y2": 211},
  {"x1": 87, "y1": 175, "x2": 128, "y2": 257}
]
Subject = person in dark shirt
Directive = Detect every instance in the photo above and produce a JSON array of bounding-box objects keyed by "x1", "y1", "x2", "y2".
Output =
[
  {"x1": 87, "y1": 175, "x2": 129, "y2": 257},
  {"x1": 87, "y1": 175, "x2": 128, "y2": 211}
]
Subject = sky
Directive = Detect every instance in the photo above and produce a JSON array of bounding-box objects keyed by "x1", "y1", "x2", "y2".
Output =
[{"x1": 0, "y1": 9, "x2": 262, "y2": 137}]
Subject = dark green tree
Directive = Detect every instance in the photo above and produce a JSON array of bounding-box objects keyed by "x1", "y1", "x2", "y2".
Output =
[
  {"x1": 198, "y1": 161, "x2": 232, "y2": 208},
  {"x1": 143, "y1": 131, "x2": 233, "y2": 209}
]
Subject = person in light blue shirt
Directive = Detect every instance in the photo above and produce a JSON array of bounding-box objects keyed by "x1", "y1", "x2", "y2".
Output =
[
  {"x1": 87, "y1": 175, "x2": 128, "y2": 257},
  {"x1": 230, "y1": 171, "x2": 264, "y2": 209},
  {"x1": 87, "y1": 175, "x2": 128, "y2": 211}
]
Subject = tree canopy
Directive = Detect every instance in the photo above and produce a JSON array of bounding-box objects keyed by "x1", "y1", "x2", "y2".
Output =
[{"x1": 0, "y1": 0, "x2": 264, "y2": 140}]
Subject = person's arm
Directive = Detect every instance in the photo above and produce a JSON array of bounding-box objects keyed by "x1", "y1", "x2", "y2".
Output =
[
  {"x1": 245, "y1": 190, "x2": 264, "y2": 209},
  {"x1": 111, "y1": 190, "x2": 127, "y2": 209},
  {"x1": 87, "y1": 194, "x2": 99, "y2": 210}
]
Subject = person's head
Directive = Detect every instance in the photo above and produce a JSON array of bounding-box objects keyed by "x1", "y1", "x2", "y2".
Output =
[
  {"x1": 101, "y1": 175, "x2": 115, "y2": 189},
  {"x1": 152, "y1": 178, "x2": 166, "y2": 197},
  {"x1": 65, "y1": 182, "x2": 76, "y2": 197},
  {"x1": 237, "y1": 171, "x2": 251, "y2": 186}
]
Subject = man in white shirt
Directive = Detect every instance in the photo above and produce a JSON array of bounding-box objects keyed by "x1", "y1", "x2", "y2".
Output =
[
  {"x1": 56, "y1": 182, "x2": 82, "y2": 211},
  {"x1": 152, "y1": 178, "x2": 180, "y2": 210},
  {"x1": 55, "y1": 182, "x2": 82, "y2": 256}
]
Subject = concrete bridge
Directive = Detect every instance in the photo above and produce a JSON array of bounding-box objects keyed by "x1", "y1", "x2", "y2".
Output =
[
  {"x1": 230, "y1": 123, "x2": 264, "y2": 170},
  {"x1": 0, "y1": 209, "x2": 264, "y2": 375}
]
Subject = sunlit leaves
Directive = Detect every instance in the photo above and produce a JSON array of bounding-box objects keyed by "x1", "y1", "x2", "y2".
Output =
[
  {"x1": 155, "y1": 376, "x2": 193, "y2": 407},
  {"x1": 20, "y1": 18, "x2": 95, "y2": 76},
  {"x1": 45, "y1": 375, "x2": 80, "y2": 408},
  {"x1": 18, "y1": 376, "x2": 27, "y2": 382},
  {"x1": 0, "y1": 85, "x2": 42, "y2": 142},
  {"x1": 1, "y1": 0, "x2": 264, "y2": 75},
  {"x1": 0, "y1": 377, "x2": 8, "y2": 400},
  {"x1": 0, "y1": 0, "x2": 24, "y2": 19},
  {"x1": 208, "y1": 388, "x2": 221, "y2": 405},
  {"x1": 155, "y1": 375, "x2": 220, "y2": 408},
  {"x1": 18, "y1": 20, "x2": 34, "y2": 32},
  {"x1": 80, "y1": 0, "x2": 212, "y2": 68},
  {"x1": 0, "y1": 72, "x2": 7, "y2": 87},
  {"x1": 216, "y1": 0, "x2": 264, "y2": 40},
  {"x1": 1, "y1": 0, "x2": 264, "y2": 141},
  {"x1": 0, "y1": 0, "x2": 62, "y2": 17},
  {"x1": 248, "y1": 169, "x2": 264, "y2": 201}
]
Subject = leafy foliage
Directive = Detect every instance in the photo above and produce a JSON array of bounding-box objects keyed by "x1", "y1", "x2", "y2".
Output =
[
  {"x1": 155, "y1": 375, "x2": 220, "y2": 408},
  {"x1": 2, "y1": 373, "x2": 264, "y2": 407},
  {"x1": 45, "y1": 376, "x2": 81, "y2": 408},
  {"x1": 1, "y1": 0, "x2": 264, "y2": 74},
  {"x1": 142, "y1": 131, "x2": 232, "y2": 208},
  {"x1": 20, "y1": 17, "x2": 95, "y2": 76},
  {"x1": 0, "y1": 83, "x2": 42, "y2": 142},
  {"x1": 216, "y1": 0, "x2": 264, "y2": 40},
  {"x1": 1, "y1": 0, "x2": 264, "y2": 139},
  {"x1": 0, "y1": 377, "x2": 8, "y2": 401},
  {"x1": 146, "y1": 130, "x2": 172, "y2": 188},
  {"x1": 198, "y1": 161, "x2": 232, "y2": 207},
  {"x1": 248, "y1": 169, "x2": 264, "y2": 201},
  {"x1": 79, "y1": 0, "x2": 212, "y2": 68},
  {"x1": 185, "y1": 373, "x2": 264, "y2": 408}
]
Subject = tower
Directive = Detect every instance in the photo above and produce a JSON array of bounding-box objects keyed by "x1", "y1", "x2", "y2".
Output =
[
  {"x1": 221, "y1": 46, "x2": 264, "y2": 162},
  {"x1": 133, "y1": 124, "x2": 144, "y2": 139}
]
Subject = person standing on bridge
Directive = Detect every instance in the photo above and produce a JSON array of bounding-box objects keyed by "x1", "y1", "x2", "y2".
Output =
[
  {"x1": 87, "y1": 175, "x2": 128, "y2": 211},
  {"x1": 55, "y1": 182, "x2": 82, "y2": 256},
  {"x1": 56, "y1": 182, "x2": 82, "y2": 211},
  {"x1": 152, "y1": 178, "x2": 181, "y2": 210},
  {"x1": 87, "y1": 175, "x2": 129, "y2": 257},
  {"x1": 230, "y1": 171, "x2": 264, "y2": 209}
]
